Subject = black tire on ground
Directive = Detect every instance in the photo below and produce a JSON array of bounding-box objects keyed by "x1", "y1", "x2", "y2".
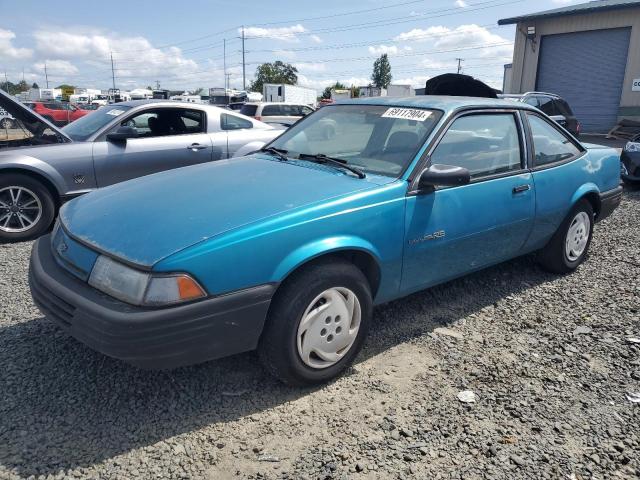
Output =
[
  {"x1": 538, "y1": 199, "x2": 594, "y2": 274},
  {"x1": 622, "y1": 177, "x2": 640, "y2": 187},
  {"x1": 258, "y1": 258, "x2": 373, "y2": 386},
  {"x1": 0, "y1": 173, "x2": 56, "y2": 243}
]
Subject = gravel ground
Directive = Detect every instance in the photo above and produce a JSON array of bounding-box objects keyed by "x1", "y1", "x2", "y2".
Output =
[{"x1": 1, "y1": 189, "x2": 639, "y2": 480}]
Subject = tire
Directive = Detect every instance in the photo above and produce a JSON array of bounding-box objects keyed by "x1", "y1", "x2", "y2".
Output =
[
  {"x1": 622, "y1": 177, "x2": 640, "y2": 187},
  {"x1": 258, "y1": 259, "x2": 373, "y2": 386},
  {"x1": 0, "y1": 174, "x2": 56, "y2": 243},
  {"x1": 538, "y1": 199, "x2": 594, "y2": 274}
]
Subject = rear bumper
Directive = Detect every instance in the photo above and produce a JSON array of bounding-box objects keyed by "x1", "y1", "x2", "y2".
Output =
[
  {"x1": 29, "y1": 235, "x2": 275, "y2": 369},
  {"x1": 598, "y1": 185, "x2": 623, "y2": 222}
]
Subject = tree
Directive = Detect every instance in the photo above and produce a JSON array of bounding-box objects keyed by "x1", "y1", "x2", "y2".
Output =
[
  {"x1": 371, "y1": 54, "x2": 392, "y2": 88},
  {"x1": 321, "y1": 81, "x2": 347, "y2": 100},
  {"x1": 192, "y1": 87, "x2": 205, "y2": 95},
  {"x1": 350, "y1": 85, "x2": 360, "y2": 98},
  {"x1": 56, "y1": 84, "x2": 76, "y2": 90},
  {"x1": 31, "y1": 82, "x2": 39, "y2": 89},
  {"x1": 249, "y1": 61, "x2": 298, "y2": 94},
  {"x1": 17, "y1": 80, "x2": 28, "y2": 92}
]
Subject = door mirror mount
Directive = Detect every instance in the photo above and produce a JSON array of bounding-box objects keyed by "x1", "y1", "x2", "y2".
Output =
[
  {"x1": 106, "y1": 126, "x2": 138, "y2": 143},
  {"x1": 418, "y1": 163, "x2": 471, "y2": 192}
]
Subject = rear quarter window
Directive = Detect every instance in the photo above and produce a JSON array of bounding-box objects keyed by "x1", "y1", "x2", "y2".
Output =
[
  {"x1": 262, "y1": 105, "x2": 281, "y2": 116},
  {"x1": 240, "y1": 105, "x2": 258, "y2": 116}
]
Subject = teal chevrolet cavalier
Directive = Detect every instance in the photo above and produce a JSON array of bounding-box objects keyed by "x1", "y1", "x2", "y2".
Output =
[{"x1": 29, "y1": 96, "x2": 622, "y2": 385}]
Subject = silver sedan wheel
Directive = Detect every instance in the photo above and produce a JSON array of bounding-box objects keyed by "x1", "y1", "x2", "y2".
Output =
[
  {"x1": 296, "y1": 287, "x2": 362, "y2": 369},
  {"x1": 0, "y1": 186, "x2": 42, "y2": 233},
  {"x1": 565, "y1": 211, "x2": 590, "y2": 262}
]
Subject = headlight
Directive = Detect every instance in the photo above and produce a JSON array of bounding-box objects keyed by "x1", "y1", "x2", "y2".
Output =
[
  {"x1": 624, "y1": 141, "x2": 640, "y2": 152},
  {"x1": 88, "y1": 255, "x2": 206, "y2": 306}
]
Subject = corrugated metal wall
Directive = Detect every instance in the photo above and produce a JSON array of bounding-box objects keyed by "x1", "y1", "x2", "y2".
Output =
[
  {"x1": 507, "y1": 7, "x2": 640, "y2": 122},
  {"x1": 536, "y1": 28, "x2": 630, "y2": 132}
]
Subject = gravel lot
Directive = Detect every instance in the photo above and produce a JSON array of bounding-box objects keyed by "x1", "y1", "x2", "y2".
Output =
[{"x1": 1, "y1": 189, "x2": 639, "y2": 480}]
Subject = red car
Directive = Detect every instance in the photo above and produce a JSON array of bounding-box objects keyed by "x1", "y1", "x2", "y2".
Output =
[{"x1": 23, "y1": 101, "x2": 90, "y2": 126}]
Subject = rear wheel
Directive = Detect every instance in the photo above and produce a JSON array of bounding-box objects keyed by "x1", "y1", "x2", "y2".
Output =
[
  {"x1": 0, "y1": 174, "x2": 56, "y2": 242},
  {"x1": 258, "y1": 259, "x2": 372, "y2": 385},
  {"x1": 538, "y1": 199, "x2": 594, "y2": 274}
]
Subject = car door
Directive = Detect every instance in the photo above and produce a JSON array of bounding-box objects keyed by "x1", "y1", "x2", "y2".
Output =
[
  {"x1": 219, "y1": 112, "x2": 256, "y2": 157},
  {"x1": 92, "y1": 106, "x2": 213, "y2": 187},
  {"x1": 402, "y1": 110, "x2": 535, "y2": 293}
]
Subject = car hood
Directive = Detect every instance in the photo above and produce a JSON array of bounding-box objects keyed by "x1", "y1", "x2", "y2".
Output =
[
  {"x1": 0, "y1": 89, "x2": 71, "y2": 142},
  {"x1": 60, "y1": 154, "x2": 392, "y2": 267}
]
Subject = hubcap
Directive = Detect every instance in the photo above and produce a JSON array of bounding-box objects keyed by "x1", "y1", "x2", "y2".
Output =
[
  {"x1": 0, "y1": 186, "x2": 42, "y2": 233},
  {"x1": 565, "y1": 211, "x2": 590, "y2": 262},
  {"x1": 296, "y1": 287, "x2": 362, "y2": 369}
]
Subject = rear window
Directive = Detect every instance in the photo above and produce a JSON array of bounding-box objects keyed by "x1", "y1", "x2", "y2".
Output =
[
  {"x1": 554, "y1": 99, "x2": 573, "y2": 117},
  {"x1": 240, "y1": 104, "x2": 258, "y2": 116}
]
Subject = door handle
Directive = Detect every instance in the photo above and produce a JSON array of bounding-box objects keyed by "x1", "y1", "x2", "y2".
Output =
[
  {"x1": 187, "y1": 143, "x2": 208, "y2": 151},
  {"x1": 513, "y1": 184, "x2": 530, "y2": 194}
]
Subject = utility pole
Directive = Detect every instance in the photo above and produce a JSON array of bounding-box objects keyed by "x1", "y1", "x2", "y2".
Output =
[
  {"x1": 241, "y1": 26, "x2": 246, "y2": 91},
  {"x1": 44, "y1": 62, "x2": 49, "y2": 88},
  {"x1": 22, "y1": 68, "x2": 25, "y2": 89},
  {"x1": 225, "y1": 73, "x2": 232, "y2": 89},
  {"x1": 456, "y1": 58, "x2": 464, "y2": 74},
  {"x1": 223, "y1": 38, "x2": 228, "y2": 103},
  {"x1": 155, "y1": 80, "x2": 160, "y2": 90},
  {"x1": 110, "y1": 51, "x2": 116, "y2": 91},
  {"x1": 4, "y1": 72, "x2": 8, "y2": 93}
]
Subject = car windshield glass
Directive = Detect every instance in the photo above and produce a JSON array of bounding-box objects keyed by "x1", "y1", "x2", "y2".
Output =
[
  {"x1": 268, "y1": 104, "x2": 441, "y2": 177},
  {"x1": 62, "y1": 105, "x2": 132, "y2": 141}
]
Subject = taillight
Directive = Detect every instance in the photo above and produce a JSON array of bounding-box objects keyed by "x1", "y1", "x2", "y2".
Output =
[{"x1": 576, "y1": 122, "x2": 581, "y2": 134}]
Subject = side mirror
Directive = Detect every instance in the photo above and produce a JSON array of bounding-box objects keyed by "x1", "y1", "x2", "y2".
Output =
[
  {"x1": 418, "y1": 164, "x2": 471, "y2": 191},
  {"x1": 106, "y1": 126, "x2": 138, "y2": 142}
]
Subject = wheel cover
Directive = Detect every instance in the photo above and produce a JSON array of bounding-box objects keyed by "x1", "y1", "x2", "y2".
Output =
[
  {"x1": 0, "y1": 186, "x2": 43, "y2": 233},
  {"x1": 296, "y1": 287, "x2": 362, "y2": 369},
  {"x1": 565, "y1": 211, "x2": 590, "y2": 262}
]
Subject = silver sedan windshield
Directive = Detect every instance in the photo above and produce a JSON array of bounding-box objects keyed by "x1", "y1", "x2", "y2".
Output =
[{"x1": 62, "y1": 105, "x2": 132, "y2": 141}]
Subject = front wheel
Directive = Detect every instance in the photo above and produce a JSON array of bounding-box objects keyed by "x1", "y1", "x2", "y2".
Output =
[
  {"x1": 0, "y1": 174, "x2": 56, "y2": 242},
  {"x1": 538, "y1": 199, "x2": 594, "y2": 274},
  {"x1": 258, "y1": 259, "x2": 372, "y2": 385}
]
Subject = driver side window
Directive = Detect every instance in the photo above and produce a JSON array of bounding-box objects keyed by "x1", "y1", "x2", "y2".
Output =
[
  {"x1": 430, "y1": 113, "x2": 523, "y2": 180},
  {"x1": 121, "y1": 108, "x2": 205, "y2": 138}
]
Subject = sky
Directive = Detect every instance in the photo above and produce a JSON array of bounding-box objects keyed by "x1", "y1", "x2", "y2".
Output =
[{"x1": 0, "y1": 0, "x2": 581, "y2": 93}]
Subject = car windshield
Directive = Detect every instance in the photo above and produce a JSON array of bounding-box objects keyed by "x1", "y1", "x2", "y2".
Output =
[
  {"x1": 268, "y1": 104, "x2": 441, "y2": 177},
  {"x1": 62, "y1": 105, "x2": 132, "y2": 141}
]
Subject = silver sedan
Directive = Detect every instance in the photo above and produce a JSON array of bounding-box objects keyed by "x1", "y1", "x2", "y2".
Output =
[{"x1": 0, "y1": 91, "x2": 283, "y2": 242}]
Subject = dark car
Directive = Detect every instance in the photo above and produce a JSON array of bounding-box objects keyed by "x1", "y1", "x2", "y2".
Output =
[
  {"x1": 621, "y1": 134, "x2": 640, "y2": 185},
  {"x1": 499, "y1": 92, "x2": 580, "y2": 136}
]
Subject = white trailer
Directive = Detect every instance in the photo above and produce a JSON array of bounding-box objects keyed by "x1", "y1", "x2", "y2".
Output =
[
  {"x1": 28, "y1": 88, "x2": 62, "y2": 101},
  {"x1": 331, "y1": 89, "x2": 351, "y2": 101},
  {"x1": 386, "y1": 84, "x2": 414, "y2": 97},
  {"x1": 263, "y1": 84, "x2": 316, "y2": 106}
]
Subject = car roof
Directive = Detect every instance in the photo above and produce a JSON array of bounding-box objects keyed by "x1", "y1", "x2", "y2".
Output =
[
  {"x1": 244, "y1": 102, "x2": 313, "y2": 106},
  {"x1": 337, "y1": 95, "x2": 539, "y2": 114}
]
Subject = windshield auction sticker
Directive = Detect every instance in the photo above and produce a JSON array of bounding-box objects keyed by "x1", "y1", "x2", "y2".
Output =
[
  {"x1": 106, "y1": 109, "x2": 125, "y2": 116},
  {"x1": 382, "y1": 108, "x2": 432, "y2": 121}
]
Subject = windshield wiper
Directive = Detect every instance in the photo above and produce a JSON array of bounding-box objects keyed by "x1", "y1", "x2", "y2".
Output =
[
  {"x1": 297, "y1": 153, "x2": 366, "y2": 179},
  {"x1": 259, "y1": 146, "x2": 289, "y2": 161}
]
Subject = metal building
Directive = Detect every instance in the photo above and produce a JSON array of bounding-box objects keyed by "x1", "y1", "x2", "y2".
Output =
[{"x1": 499, "y1": 0, "x2": 640, "y2": 133}]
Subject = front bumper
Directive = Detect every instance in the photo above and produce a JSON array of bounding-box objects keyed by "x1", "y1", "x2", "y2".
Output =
[
  {"x1": 597, "y1": 185, "x2": 623, "y2": 223},
  {"x1": 29, "y1": 235, "x2": 275, "y2": 369},
  {"x1": 621, "y1": 151, "x2": 640, "y2": 182}
]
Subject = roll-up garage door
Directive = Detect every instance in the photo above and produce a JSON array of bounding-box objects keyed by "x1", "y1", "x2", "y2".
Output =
[{"x1": 536, "y1": 27, "x2": 630, "y2": 133}]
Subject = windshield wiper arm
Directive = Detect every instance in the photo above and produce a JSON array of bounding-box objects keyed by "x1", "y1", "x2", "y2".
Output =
[
  {"x1": 298, "y1": 153, "x2": 366, "y2": 179},
  {"x1": 259, "y1": 146, "x2": 289, "y2": 161}
]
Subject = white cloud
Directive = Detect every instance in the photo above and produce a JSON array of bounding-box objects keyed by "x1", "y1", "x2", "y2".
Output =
[
  {"x1": 368, "y1": 45, "x2": 399, "y2": 55},
  {"x1": 455, "y1": 0, "x2": 468, "y2": 7},
  {"x1": 33, "y1": 59, "x2": 78, "y2": 75},
  {"x1": 294, "y1": 62, "x2": 326, "y2": 72},
  {"x1": 272, "y1": 49, "x2": 297, "y2": 59},
  {"x1": 310, "y1": 34, "x2": 323, "y2": 44},
  {"x1": 0, "y1": 28, "x2": 33, "y2": 59},
  {"x1": 394, "y1": 24, "x2": 513, "y2": 58},
  {"x1": 33, "y1": 29, "x2": 199, "y2": 81},
  {"x1": 240, "y1": 24, "x2": 306, "y2": 42}
]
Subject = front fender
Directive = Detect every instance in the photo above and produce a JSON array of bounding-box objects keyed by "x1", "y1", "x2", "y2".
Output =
[
  {"x1": 0, "y1": 154, "x2": 65, "y2": 194},
  {"x1": 272, "y1": 235, "x2": 382, "y2": 282}
]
